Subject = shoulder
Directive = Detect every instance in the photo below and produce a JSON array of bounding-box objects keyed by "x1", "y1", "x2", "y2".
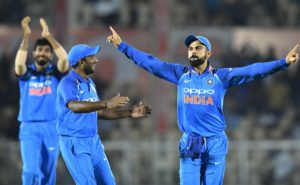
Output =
[
  {"x1": 58, "y1": 74, "x2": 77, "y2": 89},
  {"x1": 213, "y1": 67, "x2": 231, "y2": 75},
  {"x1": 17, "y1": 64, "x2": 36, "y2": 80}
]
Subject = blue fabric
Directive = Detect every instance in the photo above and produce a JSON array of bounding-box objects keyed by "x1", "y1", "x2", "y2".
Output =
[
  {"x1": 118, "y1": 42, "x2": 288, "y2": 137},
  {"x1": 118, "y1": 42, "x2": 289, "y2": 185},
  {"x1": 179, "y1": 133, "x2": 206, "y2": 160},
  {"x1": 59, "y1": 135, "x2": 115, "y2": 185},
  {"x1": 17, "y1": 64, "x2": 66, "y2": 122},
  {"x1": 184, "y1": 35, "x2": 212, "y2": 51},
  {"x1": 68, "y1": 44, "x2": 101, "y2": 66},
  {"x1": 17, "y1": 63, "x2": 65, "y2": 185},
  {"x1": 56, "y1": 70, "x2": 99, "y2": 137},
  {"x1": 179, "y1": 133, "x2": 227, "y2": 185},
  {"x1": 19, "y1": 122, "x2": 59, "y2": 185}
]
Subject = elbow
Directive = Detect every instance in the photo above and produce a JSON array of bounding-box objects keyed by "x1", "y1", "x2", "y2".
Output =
[
  {"x1": 58, "y1": 59, "x2": 70, "y2": 73},
  {"x1": 67, "y1": 102, "x2": 83, "y2": 113},
  {"x1": 70, "y1": 109, "x2": 81, "y2": 113},
  {"x1": 68, "y1": 106, "x2": 83, "y2": 113},
  {"x1": 15, "y1": 65, "x2": 26, "y2": 76}
]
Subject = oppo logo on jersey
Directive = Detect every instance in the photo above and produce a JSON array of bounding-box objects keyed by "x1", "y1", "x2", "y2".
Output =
[
  {"x1": 29, "y1": 80, "x2": 52, "y2": 88},
  {"x1": 183, "y1": 88, "x2": 214, "y2": 105},
  {"x1": 183, "y1": 88, "x2": 215, "y2": 95},
  {"x1": 29, "y1": 81, "x2": 53, "y2": 96}
]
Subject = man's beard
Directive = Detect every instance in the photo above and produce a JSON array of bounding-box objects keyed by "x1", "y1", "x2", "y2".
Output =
[
  {"x1": 83, "y1": 65, "x2": 94, "y2": 75},
  {"x1": 36, "y1": 57, "x2": 49, "y2": 67},
  {"x1": 189, "y1": 55, "x2": 205, "y2": 67}
]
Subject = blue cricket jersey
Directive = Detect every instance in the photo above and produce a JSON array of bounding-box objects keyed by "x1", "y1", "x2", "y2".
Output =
[
  {"x1": 56, "y1": 70, "x2": 99, "y2": 137},
  {"x1": 18, "y1": 63, "x2": 66, "y2": 122},
  {"x1": 118, "y1": 42, "x2": 289, "y2": 137}
]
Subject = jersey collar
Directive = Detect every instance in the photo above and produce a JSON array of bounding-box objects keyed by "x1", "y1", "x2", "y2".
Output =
[
  {"x1": 189, "y1": 62, "x2": 213, "y2": 74},
  {"x1": 70, "y1": 70, "x2": 91, "y2": 83}
]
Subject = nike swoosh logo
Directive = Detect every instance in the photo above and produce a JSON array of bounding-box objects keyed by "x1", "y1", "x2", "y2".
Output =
[
  {"x1": 214, "y1": 162, "x2": 222, "y2": 165},
  {"x1": 184, "y1": 80, "x2": 191, "y2": 83}
]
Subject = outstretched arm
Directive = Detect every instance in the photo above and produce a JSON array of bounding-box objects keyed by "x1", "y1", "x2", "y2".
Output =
[
  {"x1": 218, "y1": 44, "x2": 299, "y2": 88},
  {"x1": 40, "y1": 18, "x2": 69, "y2": 73},
  {"x1": 97, "y1": 101, "x2": 152, "y2": 120},
  {"x1": 107, "y1": 26, "x2": 188, "y2": 84},
  {"x1": 15, "y1": 16, "x2": 31, "y2": 76}
]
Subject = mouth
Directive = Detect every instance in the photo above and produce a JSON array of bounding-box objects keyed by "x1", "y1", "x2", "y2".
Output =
[
  {"x1": 37, "y1": 56, "x2": 48, "y2": 61},
  {"x1": 190, "y1": 57, "x2": 199, "y2": 61}
]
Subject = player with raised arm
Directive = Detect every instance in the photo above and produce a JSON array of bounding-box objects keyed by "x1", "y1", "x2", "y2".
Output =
[
  {"x1": 107, "y1": 26, "x2": 299, "y2": 185},
  {"x1": 15, "y1": 16, "x2": 69, "y2": 185}
]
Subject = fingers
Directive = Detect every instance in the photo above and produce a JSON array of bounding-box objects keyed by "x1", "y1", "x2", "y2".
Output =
[
  {"x1": 139, "y1": 105, "x2": 152, "y2": 114},
  {"x1": 22, "y1": 16, "x2": 31, "y2": 23},
  {"x1": 109, "y1": 26, "x2": 117, "y2": 36},
  {"x1": 291, "y1": 44, "x2": 299, "y2": 53},
  {"x1": 116, "y1": 93, "x2": 120, "y2": 97},
  {"x1": 106, "y1": 36, "x2": 112, "y2": 43},
  {"x1": 116, "y1": 95, "x2": 130, "y2": 106},
  {"x1": 139, "y1": 101, "x2": 143, "y2": 106},
  {"x1": 39, "y1": 18, "x2": 48, "y2": 28},
  {"x1": 144, "y1": 106, "x2": 152, "y2": 114}
]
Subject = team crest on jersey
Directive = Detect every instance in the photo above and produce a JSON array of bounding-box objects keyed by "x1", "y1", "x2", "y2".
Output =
[{"x1": 207, "y1": 79, "x2": 213, "y2": 85}]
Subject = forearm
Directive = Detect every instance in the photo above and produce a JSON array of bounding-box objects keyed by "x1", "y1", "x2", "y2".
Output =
[
  {"x1": 226, "y1": 59, "x2": 288, "y2": 87},
  {"x1": 98, "y1": 109, "x2": 131, "y2": 120},
  {"x1": 68, "y1": 100, "x2": 107, "y2": 113},
  {"x1": 45, "y1": 34, "x2": 69, "y2": 72},
  {"x1": 15, "y1": 33, "x2": 29, "y2": 75}
]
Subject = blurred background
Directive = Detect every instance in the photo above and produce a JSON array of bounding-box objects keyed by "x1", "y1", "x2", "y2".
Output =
[{"x1": 0, "y1": 0, "x2": 300, "y2": 184}]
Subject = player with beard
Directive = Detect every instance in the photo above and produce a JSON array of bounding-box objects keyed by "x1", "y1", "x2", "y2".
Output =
[
  {"x1": 107, "y1": 27, "x2": 299, "y2": 185},
  {"x1": 15, "y1": 16, "x2": 69, "y2": 185}
]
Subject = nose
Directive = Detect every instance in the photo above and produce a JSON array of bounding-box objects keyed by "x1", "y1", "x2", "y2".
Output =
[
  {"x1": 92, "y1": 57, "x2": 99, "y2": 64},
  {"x1": 191, "y1": 50, "x2": 197, "y2": 55}
]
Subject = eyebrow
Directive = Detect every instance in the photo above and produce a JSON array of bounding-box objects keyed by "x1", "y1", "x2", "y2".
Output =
[{"x1": 189, "y1": 45, "x2": 205, "y2": 49}]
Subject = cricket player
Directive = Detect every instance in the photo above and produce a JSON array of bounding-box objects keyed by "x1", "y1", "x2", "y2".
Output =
[
  {"x1": 15, "y1": 16, "x2": 69, "y2": 185},
  {"x1": 107, "y1": 26, "x2": 299, "y2": 185},
  {"x1": 57, "y1": 43, "x2": 152, "y2": 185}
]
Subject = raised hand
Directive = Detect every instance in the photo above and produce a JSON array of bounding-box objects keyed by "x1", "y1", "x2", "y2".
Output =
[
  {"x1": 106, "y1": 93, "x2": 129, "y2": 109},
  {"x1": 107, "y1": 26, "x2": 122, "y2": 48},
  {"x1": 21, "y1": 16, "x2": 31, "y2": 35},
  {"x1": 40, "y1": 18, "x2": 51, "y2": 37},
  {"x1": 130, "y1": 101, "x2": 152, "y2": 118},
  {"x1": 286, "y1": 44, "x2": 299, "y2": 65}
]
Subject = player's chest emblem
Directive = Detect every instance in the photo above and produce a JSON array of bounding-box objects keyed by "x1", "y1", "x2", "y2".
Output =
[{"x1": 207, "y1": 78, "x2": 214, "y2": 85}]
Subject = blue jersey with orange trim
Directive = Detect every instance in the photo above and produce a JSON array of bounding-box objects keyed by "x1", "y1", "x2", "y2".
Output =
[
  {"x1": 17, "y1": 63, "x2": 66, "y2": 122},
  {"x1": 56, "y1": 71, "x2": 100, "y2": 137},
  {"x1": 118, "y1": 42, "x2": 289, "y2": 137}
]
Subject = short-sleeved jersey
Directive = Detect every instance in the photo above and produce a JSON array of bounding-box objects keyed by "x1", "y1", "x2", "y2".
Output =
[
  {"x1": 17, "y1": 63, "x2": 66, "y2": 122},
  {"x1": 118, "y1": 42, "x2": 289, "y2": 137},
  {"x1": 56, "y1": 70, "x2": 100, "y2": 137}
]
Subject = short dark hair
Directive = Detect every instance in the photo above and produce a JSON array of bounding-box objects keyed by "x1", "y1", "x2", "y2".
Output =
[{"x1": 33, "y1": 38, "x2": 53, "y2": 52}]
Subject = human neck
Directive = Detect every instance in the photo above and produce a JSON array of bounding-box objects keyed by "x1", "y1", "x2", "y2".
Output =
[
  {"x1": 193, "y1": 61, "x2": 208, "y2": 74},
  {"x1": 35, "y1": 62, "x2": 49, "y2": 72},
  {"x1": 74, "y1": 68, "x2": 88, "y2": 80}
]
